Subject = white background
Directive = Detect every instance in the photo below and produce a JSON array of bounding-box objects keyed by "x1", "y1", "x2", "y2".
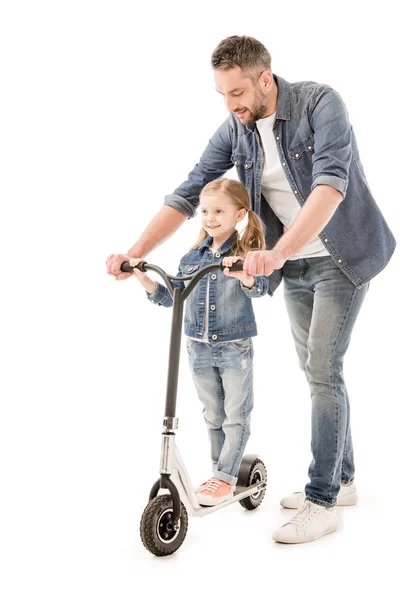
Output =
[{"x1": 1, "y1": 1, "x2": 399, "y2": 598}]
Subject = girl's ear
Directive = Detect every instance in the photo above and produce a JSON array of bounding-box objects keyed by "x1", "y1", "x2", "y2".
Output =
[{"x1": 236, "y1": 209, "x2": 247, "y2": 222}]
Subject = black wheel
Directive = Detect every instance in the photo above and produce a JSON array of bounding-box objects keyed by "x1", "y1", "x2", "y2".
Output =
[
  {"x1": 238, "y1": 457, "x2": 267, "y2": 510},
  {"x1": 140, "y1": 495, "x2": 188, "y2": 557}
]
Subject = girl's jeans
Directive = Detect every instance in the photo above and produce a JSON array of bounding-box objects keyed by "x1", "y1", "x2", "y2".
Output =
[
  {"x1": 186, "y1": 337, "x2": 254, "y2": 486},
  {"x1": 283, "y1": 256, "x2": 369, "y2": 507}
]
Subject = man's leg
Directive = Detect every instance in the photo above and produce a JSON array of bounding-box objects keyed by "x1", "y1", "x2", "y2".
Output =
[{"x1": 283, "y1": 257, "x2": 368, "y2": 507}]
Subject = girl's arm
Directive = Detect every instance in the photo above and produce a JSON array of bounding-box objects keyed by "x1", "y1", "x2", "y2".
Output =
[
  {"x1": 129, "y1": 258, "x2": 183, "y2": 308},
  {"x1": 222, "y1": 256, "x2": 269, "y2": 298}
]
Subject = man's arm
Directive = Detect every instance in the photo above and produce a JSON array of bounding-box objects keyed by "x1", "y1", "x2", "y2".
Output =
[
  {"x1": 107, "y1": 118, "x2": 234, "y2": 280},
  {"x1": 106, "y1": 206, "x2": 186, "y2": 280},
  {"x1": 243, "y1": 185, "x2": 342, "y2": 275}
]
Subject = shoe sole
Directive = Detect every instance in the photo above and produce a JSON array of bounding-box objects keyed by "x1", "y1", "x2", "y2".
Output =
[
  {"x1": 273, "y1": 521, "x2": 338, "y2": 544},
  {"x1": 197, "y1": 494, "x2": 234, "y2": 506}
]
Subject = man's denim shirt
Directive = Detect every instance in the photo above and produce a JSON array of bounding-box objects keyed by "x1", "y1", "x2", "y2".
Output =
[
  {"x1": 164, "y1": 75, "x2": 395, "y2": 293},
  {"x1": 147, "y1": 232, "x2": 269, "y2": 342}
]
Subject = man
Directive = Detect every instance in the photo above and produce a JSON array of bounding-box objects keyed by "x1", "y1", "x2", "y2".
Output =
[{"x1": 106, "y1": 36, "x2": 395, "y2": 543}]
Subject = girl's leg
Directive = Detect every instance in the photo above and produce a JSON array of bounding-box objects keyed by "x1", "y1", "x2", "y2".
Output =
[
  {"x1": 186, "y1": 339, "x2": 225, "y2": 473},
  {"x1": 216, "y1": 338, "x2": 254, "y2": 486}
]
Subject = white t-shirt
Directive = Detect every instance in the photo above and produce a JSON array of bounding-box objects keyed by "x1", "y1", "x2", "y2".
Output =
[{"x1": 256, "y1": 113, "x2": 329, "y2": 260}]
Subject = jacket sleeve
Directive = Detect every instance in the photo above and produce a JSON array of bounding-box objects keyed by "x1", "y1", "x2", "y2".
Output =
[
  {"x1": 239, "y1": 275, "x2": 269, "y2": 298},
  {"x1": 309, "y1": 86, "x2": 352, "y2": 199},
  {"x1": 146, "y1": 268, "x2": 185, "y2": 308},
  {"x1": 163, "y1": 118, "x2": 234, "y2": 218}
]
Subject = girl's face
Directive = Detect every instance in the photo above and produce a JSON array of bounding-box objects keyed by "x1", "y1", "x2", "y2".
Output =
[{"x1": 200, "y1": 192, "x2": 246, "y2": 240}]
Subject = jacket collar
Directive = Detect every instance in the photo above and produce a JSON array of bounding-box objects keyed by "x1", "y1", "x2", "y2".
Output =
[{"x1": 198, "y1": 230, "x2": 239, "y2": 254}]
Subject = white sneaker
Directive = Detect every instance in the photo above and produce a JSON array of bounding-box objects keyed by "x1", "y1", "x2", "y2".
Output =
[
  {"x1": 273, "y1": 500, "x2": 338, "y2": 544},
  {"x1": 280, "y1": 480, "x2": 358, "y2": 509}
]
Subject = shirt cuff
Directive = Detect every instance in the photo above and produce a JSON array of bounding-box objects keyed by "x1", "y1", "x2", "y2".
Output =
[
  {"x1": 147, "y1": 282, "x2": 166, "y2": 305},
  {"x1": 240, "y1": 279, "x2": 264, "y2": 297},
  {"x1": 164, "y1": 194, "x2": 197, "y2": 219},
  {"x1": 311, "y1": 175, "x2": 348, "y2": 197}
]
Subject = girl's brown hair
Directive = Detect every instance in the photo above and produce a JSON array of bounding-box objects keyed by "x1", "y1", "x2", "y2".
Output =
[{"x1": 191, "y1": 178, "x2": 266, "y2": 255}]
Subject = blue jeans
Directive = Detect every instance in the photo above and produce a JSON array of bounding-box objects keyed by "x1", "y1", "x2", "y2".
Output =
[
  {"x1": 186, "y1": 338, "x2": 254, "y2": 486},
  {"x1": 283, "y1": 256, "x2": 369, "y2": 507}
]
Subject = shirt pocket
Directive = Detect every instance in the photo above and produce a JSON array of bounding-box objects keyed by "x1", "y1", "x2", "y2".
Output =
[
  {"x1": 231, "y1": 152, "x2": 254, "y2": 187},
  {"x1": 289, "y1": 135, "x2": 315, "y2": 178}
]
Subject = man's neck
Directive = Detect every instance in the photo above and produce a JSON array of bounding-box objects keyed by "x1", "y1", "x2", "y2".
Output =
[{"x1": 263, "y1": 80, "x2": 278, "y2": 118}]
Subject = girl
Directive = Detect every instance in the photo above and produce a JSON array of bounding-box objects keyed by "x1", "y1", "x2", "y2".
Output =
[{"x1": 129, "y1": 178, "x2": 269, "y2": 506}]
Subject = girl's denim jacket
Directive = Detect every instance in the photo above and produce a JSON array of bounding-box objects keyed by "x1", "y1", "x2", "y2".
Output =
[{"x1": 147, "y1": 232, "x2": 269, "y2": 342}]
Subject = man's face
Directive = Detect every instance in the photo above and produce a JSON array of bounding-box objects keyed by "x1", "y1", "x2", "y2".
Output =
[{"x1": 214, "y1": 66, "x2": 269, "y2": 125}]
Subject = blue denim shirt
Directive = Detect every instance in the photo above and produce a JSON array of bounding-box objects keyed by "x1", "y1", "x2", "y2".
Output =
[
  {"x1": 164, "y1": 74, "x2": 395, "y2": 293},
  {"x1": 147, "y1": 232, "x2": 269, "y2": 342}
]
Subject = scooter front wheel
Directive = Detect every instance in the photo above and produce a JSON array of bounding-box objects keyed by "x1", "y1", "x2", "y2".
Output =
[{"x1": 140, "y1": 495, "x2": 188, "y2": 556}]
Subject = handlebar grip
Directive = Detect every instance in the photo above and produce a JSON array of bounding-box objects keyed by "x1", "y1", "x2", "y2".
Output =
[
  {"x1": 120, "y1": 261, "x2": 147, "y2": 273},
  {"x1": 220, "y1": 260, "x2": 244, "y2": 272}
]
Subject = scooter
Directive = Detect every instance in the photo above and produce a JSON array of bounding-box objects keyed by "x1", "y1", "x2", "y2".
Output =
[{"x1": 121, "y1": 259, "x2": 267, "y2": 557}]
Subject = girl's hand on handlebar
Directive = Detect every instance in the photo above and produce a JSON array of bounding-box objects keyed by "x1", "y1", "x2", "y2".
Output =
[
  {"x1": 222, "y1": 256, "x2": 255, "y2": 288},
  {"x1": 129, "y1": 257, "x2": 147, "y2": 280},
  {"x1": 129, "y1": 258, "x2": 157, "y2": 294}
]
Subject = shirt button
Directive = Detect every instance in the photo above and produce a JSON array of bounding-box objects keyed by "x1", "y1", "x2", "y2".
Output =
[
  {"x1": 338, "y1": 259, "x2": 342, "y2": 264},
  {"x1": 234, "y1": 161, "x2": 238, "y2": 166},
  {"x1": 188, "y1": 267, "x2": 193, "y2": 272},
  {"x1": 294, "y1": 190, "x2": 298, "y2": 194},
  {"x1": 212, "y1": 334, "x2": 218, "y2": 340},
  {"x1": 211, "y1": 274, "x2": 217, "y2": 280},
  {"x1": 282, "y1": 162, "x2": 286, "y2": 167},
  {"x1": 276, "y1": 136, "x2": 280, "y2": 140},
  {"x1": 324, "y1": 238, "x2": 328, "y2": 243},
  {"x1": 295, "y1": 153, "x2": 299, "y2": 158},
  {"x1": 308, "y1": 146, "x2": 313, "y2": 150},
  {"x1": 215, "y1": 252, "x2": 221, "y2": 258},
  {"x1": 210, "y1": 305, "x2": 216, "y2": 311}
]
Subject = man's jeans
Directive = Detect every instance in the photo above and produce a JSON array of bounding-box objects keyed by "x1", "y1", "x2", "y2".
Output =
[
  {"x1": 283, "y1": 256, "x2": 369, "y2": 507},
  {"x1": 186, "y1": 338, "x2": 254, "y2": 486}
]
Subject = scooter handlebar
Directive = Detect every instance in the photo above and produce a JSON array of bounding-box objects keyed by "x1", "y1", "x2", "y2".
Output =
[
  {"x1": 120, "y1": 261, "x2": 147, "y2": 273},
  {"x1": 220, "y1": 260, "x2": 244, "y2": 272},
  {"x1": 120, "y1": 259, "x2": 244, "y2": 274}
]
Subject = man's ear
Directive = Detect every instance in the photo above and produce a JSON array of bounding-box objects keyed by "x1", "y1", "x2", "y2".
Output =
[{"x1": 259, "y1": 70, "x2": 273, "y2": 91}]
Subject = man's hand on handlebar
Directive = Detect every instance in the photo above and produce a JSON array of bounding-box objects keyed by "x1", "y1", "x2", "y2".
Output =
[{"x1": 106, "y1": 253, "x2": 143, "y2": 281}]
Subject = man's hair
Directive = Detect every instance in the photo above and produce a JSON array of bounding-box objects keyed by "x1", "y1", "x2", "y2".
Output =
[{"x1": 211, "y1": 35, "x2": 271, "y2": 75}]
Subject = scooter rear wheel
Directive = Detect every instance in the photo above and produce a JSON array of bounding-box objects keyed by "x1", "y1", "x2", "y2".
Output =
[
  {"x1": 140, "y1": 495, "x2": 188, "y2": 556},
  {"x1": 238, "y1": 457, "x2": 267, "y2": 510}
]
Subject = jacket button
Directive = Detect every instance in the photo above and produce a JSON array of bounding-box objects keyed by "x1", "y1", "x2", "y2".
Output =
[
  {"x1": 188, "y1": 267, "x2": 193, "y2": 272},
  {"x1": 276, "y1": 136, "x2": 280, "y2": 140},
  {"x1": 210, "y1": 305, "x2": 216, "y2": 311},
  {"x1": 294, "y1": 190, "x2": 298, "y2": 194},
  {"x1": 211, "y1": 274, "x2": 217, "y2": 280},
  {"x1": 308, "y1": 146, "x2": 313, "y2": 150},
  {"x1": 295, "y1": 154, "x2": 299, "y2": 158},
  {"x1": 282, "y1": 162, "x2": 286, "y2": 166},
  {"x1": 215, "y1": 252, "x2": 221, "y2": 258},
  {"x1": 212, "y1": 334, "x2": 218, "y2": 340},
  {"x1": 324, "y1": 238, "x2": 328, "y2": 243},
  {"x1": 338, "y1": 259, "x2": 342, "y2": 264}
]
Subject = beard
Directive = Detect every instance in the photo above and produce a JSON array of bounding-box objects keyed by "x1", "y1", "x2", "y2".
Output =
[{"x1": 236, "y1": 89, "x2": 268, "y2": 124}]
